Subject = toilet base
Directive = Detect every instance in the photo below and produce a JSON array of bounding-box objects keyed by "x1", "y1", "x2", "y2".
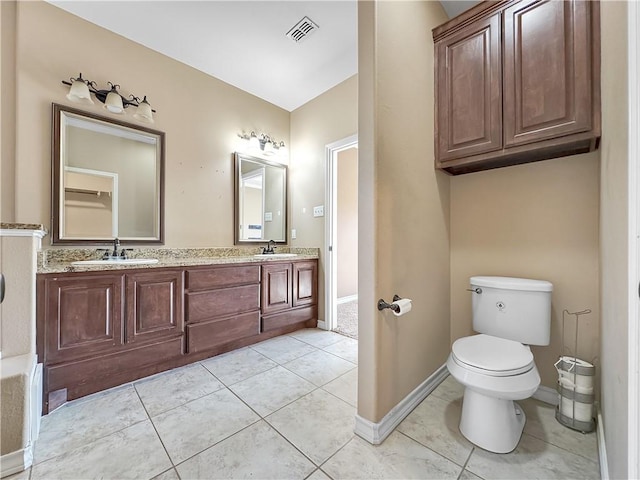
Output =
[{"x1": 459, "y1": 388, "x2": 526, "y2": 453}]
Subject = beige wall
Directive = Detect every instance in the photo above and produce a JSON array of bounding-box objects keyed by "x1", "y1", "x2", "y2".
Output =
[
  {"x1": 1, "y1": 0, "x2": 17, "y2": 222},
  {"x1": 290, "y1": 75, "x2": 358, "y2": 321},
  {"x1": 599, "y1": 1, "x2": 629, "y2": 478},
  {"x1": 358, "y1": 0, "x2": 450, "y2": 422},
  {"x1": 11, "y1": 1, "x2": 289, "y2": 247},
  {"x1": 450, "y1": 154, "x2": 600, "y2": 389},
  {"x1": 337, "y1": 147, "x2": 358, "y2": 299}
]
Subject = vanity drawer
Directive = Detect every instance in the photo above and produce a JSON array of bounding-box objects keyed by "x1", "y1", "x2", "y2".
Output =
[
  {"x1": 186, "y1": 311, "x2": 260, "y2": 353},
  {"x1": 186, "y1": 265, "x2": 260, "y2": 291},
  {"x1": 185, "y1": 284, "x2": 260, "y2": 323}
]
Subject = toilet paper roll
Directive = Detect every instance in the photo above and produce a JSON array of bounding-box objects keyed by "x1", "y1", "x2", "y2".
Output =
[
  {"x1": 392, "y1": 298, "x2": 412, "y2": 317},
  {"x1": 560, "y1": 396, "x2": 593, "y2": 422}
]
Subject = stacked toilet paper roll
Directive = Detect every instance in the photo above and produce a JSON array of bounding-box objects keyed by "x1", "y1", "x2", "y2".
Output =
[
  {"x1": 555, "y1": 356, "x2": 595, "y2": 424},
  {"x1": 558, "y1": 377, "x2": 593, "y2": 422},
  {"x1": 391, "y1": 298, "x2": 412, "y2": 317}
]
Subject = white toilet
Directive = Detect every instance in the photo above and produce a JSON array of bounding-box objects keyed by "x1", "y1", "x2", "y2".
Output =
[{"x1": 447, "y1": 276, "x2": 553, "y2": 454}]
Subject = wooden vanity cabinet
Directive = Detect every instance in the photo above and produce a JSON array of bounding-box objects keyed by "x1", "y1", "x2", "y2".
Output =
[
  {"x1": 433, "y1": 0, "x2": 600, "y2": 175},
  {"x1": 261, "y1": 260, "x2": 318, "y2": 332},
  {"x1": 37, "y1": 259, "x2": 318, "y2": 413},
  {"x1": 184, "y1": 265, "x2": 261, "y2": 353},
  {"x1": 37, "y1": 269, "x2": 185, "y2": 412}
]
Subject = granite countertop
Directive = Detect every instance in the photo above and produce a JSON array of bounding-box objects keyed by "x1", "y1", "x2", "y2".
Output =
[{"x1": 37, "y1": 246, "x2": 319, "y2": 274}]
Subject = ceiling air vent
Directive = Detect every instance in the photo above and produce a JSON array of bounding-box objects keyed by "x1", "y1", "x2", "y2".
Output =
[{"x1": 286, "y1": 16, "x2": 319, "y2": 43}]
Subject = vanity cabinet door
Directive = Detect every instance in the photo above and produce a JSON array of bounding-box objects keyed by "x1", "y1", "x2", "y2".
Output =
[
  {"x1": 261, "y1": 263, "x2": 293, "y2": 315},
  {"x1": 43, "y1": 273, "x2": 124, "y2": 363},
  {"x1": 503, "y1": 0, "x2": 594, "y2": 147},
  {"x1": 293, "y1": 261, "x2": 318, "y2": 308},
  {"x1": 435, "y1": 11, "x2": 502, "y2": 164},
  {"x1": 125, "y1": 269, "x2": 184, "y2": 345}
]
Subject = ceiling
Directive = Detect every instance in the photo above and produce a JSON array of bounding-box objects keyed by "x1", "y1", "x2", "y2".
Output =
[{"x1": 48, "y1": 1, "x2": 479, "y2": 112}]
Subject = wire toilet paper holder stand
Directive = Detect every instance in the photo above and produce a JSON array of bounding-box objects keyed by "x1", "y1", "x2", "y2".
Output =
[{"x1": 554, "y1": 308, "x2": 596, "y2": 433}]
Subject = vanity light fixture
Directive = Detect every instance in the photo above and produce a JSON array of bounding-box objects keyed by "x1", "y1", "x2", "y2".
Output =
[
  {"x1": 62, "y1": 73, "x2": 156, "y2": 123},
  {"x1": 238, "y1": 131, "x2": 286, "y2": 157}
]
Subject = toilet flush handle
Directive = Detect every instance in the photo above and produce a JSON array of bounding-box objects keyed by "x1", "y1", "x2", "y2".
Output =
[{"x1": 466, "y1": 287, "x2": 482, "y2": 294}]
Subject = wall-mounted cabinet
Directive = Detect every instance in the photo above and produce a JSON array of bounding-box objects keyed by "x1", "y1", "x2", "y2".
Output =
[{"x1": 433, "y1": 0, "x2": 600, "y2": 175}]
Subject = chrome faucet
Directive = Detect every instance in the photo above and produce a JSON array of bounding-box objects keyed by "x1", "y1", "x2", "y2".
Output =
[
  {"x1": 101, "y1": 238, "x2": 130, "y2": 260},
  {"x1": 112, "y1": 237, "x2": 120, "y2": 257},
  {"x1": 262, "y1": 240, "x2": 276, "y2": 254}
]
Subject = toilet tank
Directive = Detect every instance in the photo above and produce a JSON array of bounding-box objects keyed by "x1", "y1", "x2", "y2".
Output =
[{"x1": 471, "y1": 276, "x2": 553, "y2": 346}]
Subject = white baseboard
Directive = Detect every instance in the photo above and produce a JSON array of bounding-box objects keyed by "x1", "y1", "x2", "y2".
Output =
[
  {"x1": 316, "y1": 320, "x2": 327, "y2": 330},
  {"x1": 532, "y1": 385, "x2": 559, "y2": 406},
  {"x1": 354, "y1": 364, "x2": 449, "y2": 444},
  {"x1": 0, "y1": 443, "x2": 33, "y2": 479},
  {"x1": 337, "y1": 295, "x2": 358, "y2": 305},
  {"x1": 597, "y1": 406, "x2": 609, "y2": 480}
]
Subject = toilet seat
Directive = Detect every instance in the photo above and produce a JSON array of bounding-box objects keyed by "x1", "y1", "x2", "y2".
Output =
[{"x1": 452, "y1": 334, "x2": 534, "y2": 377}]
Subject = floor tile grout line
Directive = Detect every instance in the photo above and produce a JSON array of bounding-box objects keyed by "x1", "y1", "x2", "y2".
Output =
[
  {"x1": 32, "y1": 386, "x2": 150, "y2": 467},
  {"x1": 457, "y1": 446, "x2": 475, "y2": 480},
  {"x1": 520, "y1": 431, "x2": 600, "y2": 465},
  {"x1": 200, "y1": 359, "x2": 280, "y2": 390},
  {"x1": 395, "y1": 429, "x2": 469, "y2": 471},
  {"x1": 169, "y1": 417, "x2": 264, "y2": 471},
  {"x1": 132, "y1": 384, "x2": 176, "y2": 473},
  {"x1": 264, "y1": 414, "x2": 332, "y2": 468}
]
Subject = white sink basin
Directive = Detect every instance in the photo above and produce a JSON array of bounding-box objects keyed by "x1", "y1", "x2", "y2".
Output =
[
  {"x1": 253, "y1": 253, "x2": 298, "y2": 258},
  {"x1": 71, "y1": 258, "x2": 159, "y2": 266}
]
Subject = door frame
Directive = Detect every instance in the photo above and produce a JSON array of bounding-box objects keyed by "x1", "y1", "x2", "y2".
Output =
[
  {"x1": 628, "y1": 1, "x2": 640, "y2": 476},
  {"x1": 323, "y1": 134, "x2": 358, "y2": 331}
]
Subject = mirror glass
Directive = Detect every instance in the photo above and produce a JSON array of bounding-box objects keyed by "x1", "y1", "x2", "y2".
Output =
[
  {"x1": 234, "y1": 152, "x2": 287, "y2": 244},
  {"x1": 52, "y1": 103, "x2": 164, "y2": 244}
]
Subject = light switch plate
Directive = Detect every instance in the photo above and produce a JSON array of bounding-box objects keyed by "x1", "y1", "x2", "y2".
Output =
[
  {"x1": 291, "y1": 229, "x2": 297, "y2": 239},
  {"x1": 313, "y1": 205, "x2": 324, "y2": 217}
]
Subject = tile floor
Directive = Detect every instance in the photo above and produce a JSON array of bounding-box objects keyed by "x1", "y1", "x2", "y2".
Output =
[{"x1": 11, "y1": 328, "x2": 600, "y2": 480}]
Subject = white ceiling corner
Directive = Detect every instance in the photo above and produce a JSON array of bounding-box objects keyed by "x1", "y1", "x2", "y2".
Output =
[{"x1": 47, "y1": 1, "x2": 479, "y2": 112}]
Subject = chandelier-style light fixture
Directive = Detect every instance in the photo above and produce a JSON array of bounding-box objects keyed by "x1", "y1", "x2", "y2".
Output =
[{"x1": 62, "y1": 73, "x2": 155, "y2": 123}]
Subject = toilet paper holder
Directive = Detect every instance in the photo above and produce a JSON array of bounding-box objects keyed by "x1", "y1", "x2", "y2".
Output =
[{"x1": 377, "y1": 295, "x2": 403, "y2": 313}]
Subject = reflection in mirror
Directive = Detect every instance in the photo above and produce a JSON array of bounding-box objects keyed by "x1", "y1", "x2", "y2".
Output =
[
  {"x1": 52, "y1": 103, "x2": 164, "y2": 244},
  {"x1": 234, "y1": 153, "x2": 287, "y2": 244}
]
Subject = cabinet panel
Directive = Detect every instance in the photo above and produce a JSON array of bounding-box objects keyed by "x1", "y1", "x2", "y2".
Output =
[
  {"x1": 436, "y1": 12, "x2": 502, "y2": 163},
  {"x1": 293, "y1": 261, "x2": 318, "y2": 308},
  {"x1": 503, "y1": 0, "x2": 592, "y2": 146},
  {"x1": 44, "y1": 274, "x2": 124, "y2": 363},
  {"x1": 186, "y1": 311, "x2": 260, "y2": 353},
  {"x1": 125, "y1": 269, "x2": 184, "y2": 344},
  {"x1": 186, "y1": 284, "x2": 260, "y2": 322},
  {"x1": 186, "y1": 265, "x2": 260, "y2": 291},
  {"x1": 262, "y1": 305, "x2": 318, "y2": 333},
  {"x1": 261, "y1": 263, "x2": 292, "y2": 315}
]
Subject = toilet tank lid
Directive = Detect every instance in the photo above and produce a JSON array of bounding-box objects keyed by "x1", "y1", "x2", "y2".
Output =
[{"x1": 471, "y1": 276, "x2": 553, "y2": 292}]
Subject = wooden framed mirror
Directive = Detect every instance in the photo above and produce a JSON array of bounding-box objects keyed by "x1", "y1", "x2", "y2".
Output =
[
  {"x1": 51, "y1": 103, "x2": 165, "y2": 245},
  {"x1": 234, "y1": 152, "x2": 287, "y2": 245}
]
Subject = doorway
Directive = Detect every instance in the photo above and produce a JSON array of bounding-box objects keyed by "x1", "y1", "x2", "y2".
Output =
[{"x1": 325, "y1": 135, "x2": 358, "y2": 336}]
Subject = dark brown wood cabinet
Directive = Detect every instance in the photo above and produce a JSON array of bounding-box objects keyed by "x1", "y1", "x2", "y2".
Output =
[
  {"x1": 435, "y1": 12, "x2": 502, "y2": 162},
  {"x1": 184, "y1": 265, "x2": 261, "y2": 353},
  {"x1": 261, "y1": 261, "x2": 318, "y2": 332},
  {"x1": 37, "y1": 259, "x2": 318, "y2": 412},
  {"x1": 41, "y1": 273, "x2": 124, "y2": 364},
  {"x1": 125, "y1": 269, "x2": 184, "y2": 345},
  {"x1": 433, "y1": 0, "x2": 600, "y2": 175}
]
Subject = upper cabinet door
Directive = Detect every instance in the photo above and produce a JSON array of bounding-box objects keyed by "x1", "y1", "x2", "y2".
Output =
[
  {"x1": 503, "y1": 0, "x2": 593, "y2": 147},
  {"x1": 436, "y1": 13, "x2": 502, "y2": 164}
]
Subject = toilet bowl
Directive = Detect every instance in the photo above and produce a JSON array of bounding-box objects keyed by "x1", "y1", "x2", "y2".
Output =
[
  {"x1": 447, "y1": 334, "x2": 541, "y2": 453},
  {"x1": 448, "y1": 276, "x2": 552, "y2": 454}
]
